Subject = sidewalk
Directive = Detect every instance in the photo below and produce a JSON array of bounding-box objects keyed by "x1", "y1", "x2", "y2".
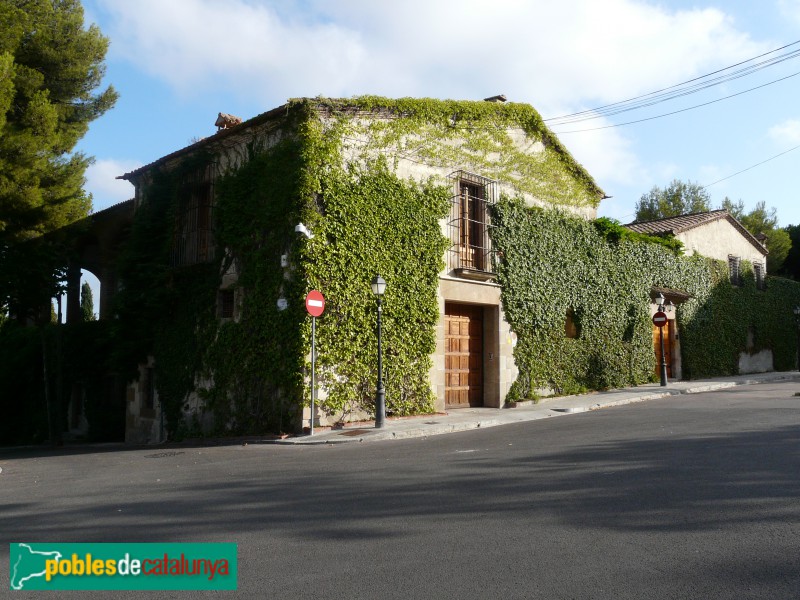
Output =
[{"x1": 274, "y1": 371, "x2": 800, "y2": 445}]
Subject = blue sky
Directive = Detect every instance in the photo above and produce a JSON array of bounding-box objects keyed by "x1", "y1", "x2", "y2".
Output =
[{"x1": 78, "y1": 0, "x2": 800, "y2": 227}]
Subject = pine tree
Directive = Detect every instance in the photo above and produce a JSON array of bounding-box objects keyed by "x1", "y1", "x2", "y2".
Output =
[
  {"x1": 80, "y1": 280, "x2": 94, "y2": 321},
  {"x1": 721, "y1": 198, "x2": 791, "y2": 273},
  {"x1": 0, "y1": 0, "x2": 117, "y2": 318},
  {"x1": 634, "y1": 179, "x2": 711, "y2": 222}
]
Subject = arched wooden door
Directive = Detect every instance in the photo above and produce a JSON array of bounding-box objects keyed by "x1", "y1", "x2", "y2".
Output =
[{"x1": 652, "y1": 321, "x2": 673, "y2": 378}]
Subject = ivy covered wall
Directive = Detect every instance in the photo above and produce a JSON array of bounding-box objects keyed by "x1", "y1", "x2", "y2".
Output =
[
  {"x1": 303, "y1": 161, "x2": 449, "y2": 418},
  {"x1": 490, "y1": 199, "x2": 800, "y2": 400},
  {"x1": 680, "y1": 262, "x2": 800, "y2": 377},
  {"x1": 303, "y1": 96, "x2": 604, "y2": 214},
  {"x1": 13, "y1": 96, "x2": 797, "y2": 445},
  {"x1": 110, "y1": 96, "x2": 610, "y2": 438}
]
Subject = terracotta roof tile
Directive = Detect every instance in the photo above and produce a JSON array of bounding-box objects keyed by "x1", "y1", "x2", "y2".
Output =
[
  {"x1": 624, "y1": 210, "x2": 767, "y2": 255},
  {"x1": 624, "y1": 210, "x2": 728, "y2": 235}
]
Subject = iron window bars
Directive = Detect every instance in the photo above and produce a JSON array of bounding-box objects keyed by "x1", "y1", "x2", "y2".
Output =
[{"x1": 446, "y1": 170, "x2": 497, "y2": 274}]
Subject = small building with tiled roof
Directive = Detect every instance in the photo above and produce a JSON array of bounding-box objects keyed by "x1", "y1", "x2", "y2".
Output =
[
  {"x1": 627, "y1": 209, "x2": 774, "y2": 378},
  {"x1": 625, "y1": 209, "x2": 768, "y2": 273}
]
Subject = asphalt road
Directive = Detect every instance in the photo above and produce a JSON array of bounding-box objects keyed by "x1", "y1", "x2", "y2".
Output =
[{"x1": 2, "y1": 381, "x2": 800, "y2": 599}]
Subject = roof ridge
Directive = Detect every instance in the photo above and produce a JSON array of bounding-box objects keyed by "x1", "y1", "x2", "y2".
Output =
[
  {"x1": 624, "y1": 209, "x2": 726, "y2": 228},
  {"x1": 624, "y1": 210, "x2": 767, "y2": 256}
]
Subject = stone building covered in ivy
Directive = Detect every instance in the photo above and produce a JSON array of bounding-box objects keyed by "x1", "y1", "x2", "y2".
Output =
[
  {"x1": 110, "y1": 95, "x2": 800, "y2": 444},
  {"x1": 115, "y1": 96, "x2": 608, "y2": 442}
]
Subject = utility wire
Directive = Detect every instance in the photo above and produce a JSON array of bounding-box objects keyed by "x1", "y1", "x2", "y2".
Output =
[
  {"x1": 702, "y1": 143, "x2": 800, "y2": 189},
  {"x1": 545, "y1": 39, "x2": 800, "y2": 126},
  {"x1": 549, "y1": 50, "x2": 800, "y2": 125},
  {"x1": 553, "y1": 70, "x2": 800, "y2": 134}
]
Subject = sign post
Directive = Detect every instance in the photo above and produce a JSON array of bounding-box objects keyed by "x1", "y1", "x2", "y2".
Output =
[
  {"x1": 652, "y1": 311, "x2": 668, "y2": 386},
  {"x1": 305, "y1": 291, "x2": 325, "y2": 435}
]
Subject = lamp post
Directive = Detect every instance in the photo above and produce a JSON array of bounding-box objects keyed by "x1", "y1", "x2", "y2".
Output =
[
  {"x1": 794, "y1": 306, "x2": 800, "y2": 371},
  {"x1": 371, "y1": 275, "x2": 387, "y2": 428}
]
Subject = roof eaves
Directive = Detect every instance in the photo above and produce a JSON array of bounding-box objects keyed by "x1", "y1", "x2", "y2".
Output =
[
  {"x1": 626, "y1": 210, "x2": 768, "y2": 256},
  {"x1": 118, "y1": 103, "x2": 294, "y2": 182}
]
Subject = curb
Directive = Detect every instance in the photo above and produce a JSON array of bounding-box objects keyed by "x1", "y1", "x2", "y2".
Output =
[{"x1": 268, "y1": 373, "x2": 800, "y2": 446}]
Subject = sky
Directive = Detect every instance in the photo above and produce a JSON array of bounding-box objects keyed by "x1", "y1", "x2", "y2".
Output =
[{"x1": 77, "y1": 0, "x2": 800, "y2": 228}]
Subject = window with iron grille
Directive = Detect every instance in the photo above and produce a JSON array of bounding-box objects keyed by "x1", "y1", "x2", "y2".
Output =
[
  {"x1": 728, "y1": 255, "x2": 742, "y2": 286},
  {"x1": 171, "y1": 163, "x2": 215, "y2": 266},
  {"x1": 219, "y1": 288, "x2": 235, "y2": 319},
  {"x1": 143, "y1": 366, "x2": 156, "y2": 411},
  {"x1": 754, "y1": 262, "x2": 766, "y2": 291},
  {"x1": 446, "y1": 171, "x2": 497, "y2": 273}
]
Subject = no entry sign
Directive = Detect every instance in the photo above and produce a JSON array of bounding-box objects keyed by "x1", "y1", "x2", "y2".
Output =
[
  {"x1": 305, "y1": 290, "x2": 325, "y2": 317},
  {"x1": 652, "y1": 311, "x2": 668, "y2": 327}
]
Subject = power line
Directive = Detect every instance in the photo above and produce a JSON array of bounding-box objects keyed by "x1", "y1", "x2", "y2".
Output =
[
  {"x1": 546, "y1": 39, "x2": 800, "y2": 123},
  {"x1": 550, "y1": 50, "x2": 800, "y2": 126},
  {"x1": 702, "y1": 143, "x2": 800, "y2": 189},
  {"x1": 545, "y1": 39, "x2": 800, "y2": 127},
  {"x1": 552, "y1": 70, "x2": 800, "y2": 134}
]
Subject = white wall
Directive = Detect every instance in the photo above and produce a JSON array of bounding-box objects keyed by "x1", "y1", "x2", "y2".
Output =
[{"x1": 678, "y1": 219, "x2": 766, "y2": 270}]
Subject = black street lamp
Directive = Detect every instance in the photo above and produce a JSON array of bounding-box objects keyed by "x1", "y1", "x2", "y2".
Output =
[
  {"x1": 371, "y1": 275, "x2": 387, "y2": 428},
  {"x1": 655, "y1": 293, "x2": 674, "y2": 387},
  {"x1": 794, "y1": 306, "x2": 800, "y2": 371}
]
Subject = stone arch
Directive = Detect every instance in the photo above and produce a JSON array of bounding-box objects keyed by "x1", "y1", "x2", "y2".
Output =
[{"x1": 62, "y1": 200, "x2": 134, "y2": 322}]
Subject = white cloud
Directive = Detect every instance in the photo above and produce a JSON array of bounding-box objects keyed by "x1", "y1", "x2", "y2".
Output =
[
  {"x1": 85, "y1": 158, "x2": 140, "y2": 211},
  {"x1": 93, "y1": 0, "x2": 768, "y2": 209},
  {"x1": 555, "y1": 124, "x2": 643, "y2": 189},
  {"x1": 97, "y1": 0, "x2": 366, "y2": 99},
  {"x1": 768, "y1": 118, "x2": 800, "y2": 144},
  {"x1": 97, "y1": 0, "x2": 764, "y2": 106},
  {"x1": 300, "y1": 0, "x2": 764, "y2": 106}
]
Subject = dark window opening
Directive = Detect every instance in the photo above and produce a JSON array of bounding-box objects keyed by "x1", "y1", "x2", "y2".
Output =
[
  {"x1": 565, "y1": 308, "x2": 580, "y2": 339},
  {"x1": 143, "y1": 366, "x2": 156, "y2": 411},
  {"x1": 754, "y1": 262, "x2": 766, "y2": 291},
  {"x1": 728, "y1": 255, "x2": 742, "y2": 286},
  {"x1": 219, "y1": 289, "x2": 235, "y2": 319},
  {"x1": 447, "y1": 171, "x2": 497, "y2": 273},
  {"x1": 171, "y1": 163, "x2": 215, "y2": 266}
]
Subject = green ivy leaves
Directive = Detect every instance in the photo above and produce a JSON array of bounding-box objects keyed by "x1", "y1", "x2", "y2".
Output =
[
  {"x1": 115, "y1": 97, "x2": 800, "y2": 437},
  {"x1": 306, "y1": 160, "x2": 448, "y2": 418},
  {"x1": 491, "y1": 199, "x2": 800, "y2": 398}
]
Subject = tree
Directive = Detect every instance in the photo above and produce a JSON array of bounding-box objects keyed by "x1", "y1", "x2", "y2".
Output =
[
  {"x1": 0, "y1": 0, "x2": 117, "y2": 319},
  {"x1": 634, "y1": 179, "x2": 712, "y2": 222},
  {"x1": 721, "y1": 199, "x2": 791, "y2": 273},
  {"x1": 781, "y1": 225, "x2": 800, "y2": 279},
  {"x1": 80, "y1": 280, "x2": 94, "y2": 321},
  {"x1": 762, "y1": 228, "x2": 791, "y2": 274},
  {"x1": 720, "y1": 197, "x2": 744, "y2": 220},
  {"x1": 0, "y1": 236, "x2": 68, "y2": 320}
]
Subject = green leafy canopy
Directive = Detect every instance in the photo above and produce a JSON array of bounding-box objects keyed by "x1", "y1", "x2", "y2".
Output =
[{"x1": 1, "y1": 0, "x2": 118, "y2": 320}]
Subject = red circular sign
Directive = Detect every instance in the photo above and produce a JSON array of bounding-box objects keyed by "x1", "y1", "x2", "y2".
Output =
[
  {"x1": 305, "y1": 290, "x2": 325, "y2": 317},
  {"x1": 652, "y1": 311, "x2": 668, "y2": 326}
]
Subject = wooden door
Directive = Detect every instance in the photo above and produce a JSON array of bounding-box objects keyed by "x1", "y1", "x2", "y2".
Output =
[
  {"x1": 652, "y1": 321, "x2": 673, "y2": 378},
  {"x1": 445, "y1": 304, "x2": 483, "y2": 408}
]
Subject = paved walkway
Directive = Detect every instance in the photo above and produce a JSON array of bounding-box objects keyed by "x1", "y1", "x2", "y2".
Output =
[{"x1": 276, "y1": 371, "x2": 800, "y2": 445}]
